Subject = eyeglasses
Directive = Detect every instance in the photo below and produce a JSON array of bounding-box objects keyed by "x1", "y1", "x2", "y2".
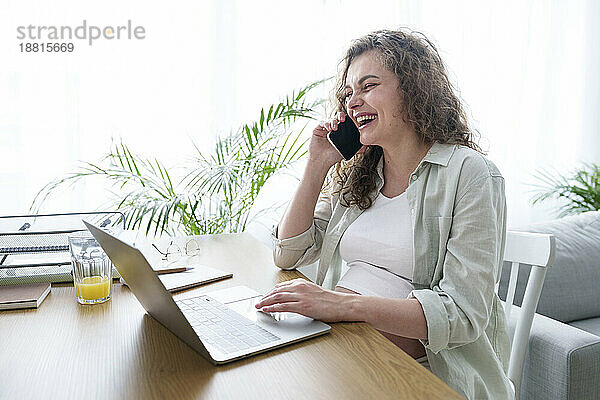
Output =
[{"x1": 152, "y1": 239, "x2": 200, "y2": 262}]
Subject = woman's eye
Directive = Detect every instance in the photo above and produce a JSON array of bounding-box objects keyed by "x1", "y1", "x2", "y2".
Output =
[{"x1": 343, "y1": 83, "x2": 375, "y2": 102}]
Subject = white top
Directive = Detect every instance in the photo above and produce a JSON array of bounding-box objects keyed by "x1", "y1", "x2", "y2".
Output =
[{"x1": 336, "y1": 191, "x2": 415, "y2": 298}]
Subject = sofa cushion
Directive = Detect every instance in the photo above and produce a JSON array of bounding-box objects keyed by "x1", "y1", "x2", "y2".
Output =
[
  {"x1": 521, "y1": 311, "x2": 600, "y2": 400},
  {"x1": 570, "y1": 317, "x2": 600, "y2": 337},
  {"x1": 498, "y1": 211, "x2": 600, "y2": 323}
]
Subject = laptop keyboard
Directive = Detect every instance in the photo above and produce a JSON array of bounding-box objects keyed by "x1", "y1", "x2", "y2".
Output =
[{"x1": 176, "y1": 296, "x2": 280, "y2": 355}]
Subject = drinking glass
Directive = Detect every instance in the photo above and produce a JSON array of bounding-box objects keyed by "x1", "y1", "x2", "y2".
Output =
[{"x1": 68, "y1": 231, "x2": 113, "y2": 305}]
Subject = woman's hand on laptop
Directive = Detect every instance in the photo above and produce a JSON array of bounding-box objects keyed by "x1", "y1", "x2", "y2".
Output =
[{"x1": 255, "y1": 279, "x2": 359, "y2": 322}]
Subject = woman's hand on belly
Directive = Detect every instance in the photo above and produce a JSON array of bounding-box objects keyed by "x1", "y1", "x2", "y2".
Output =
[{"x1": 254, "y1": 278, "x2": 360, "y2": 322}]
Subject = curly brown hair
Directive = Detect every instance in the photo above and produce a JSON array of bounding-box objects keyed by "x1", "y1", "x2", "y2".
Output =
[{"x1": 328, "y1": 28, "x2": 481, "y2": 210}]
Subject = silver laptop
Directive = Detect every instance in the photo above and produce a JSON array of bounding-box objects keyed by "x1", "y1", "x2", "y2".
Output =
[{"x1": 84, "y1": 221, "x2": 330, "y2": 365}]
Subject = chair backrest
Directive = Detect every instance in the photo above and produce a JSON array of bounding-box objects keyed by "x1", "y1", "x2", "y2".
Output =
[
  {"x1": 498, "y1": 211, "x2": 600, "y2": 323},
  {"x1": 500, "y1": 230, "x2": 555, "y2": 400}
]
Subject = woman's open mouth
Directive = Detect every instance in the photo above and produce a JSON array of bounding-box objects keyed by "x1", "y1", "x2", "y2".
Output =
[{"x1": 356, "y1": 114, "x2": 377, "y2": 130}]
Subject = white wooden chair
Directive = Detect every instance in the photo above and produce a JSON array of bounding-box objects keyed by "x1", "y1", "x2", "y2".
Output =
[{"x1": 500, "y1": 230, "x2": 556, "y2": 400}]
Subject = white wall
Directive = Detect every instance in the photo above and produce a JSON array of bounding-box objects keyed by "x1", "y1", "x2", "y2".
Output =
[{"x1": 1, "y1": 0, "x2": 598, "y2": 228}]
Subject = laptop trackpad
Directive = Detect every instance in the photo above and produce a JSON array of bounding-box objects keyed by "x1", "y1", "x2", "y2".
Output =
[
  {"x1": 205, "y1": 285, "x2": 313, "y2": 325},
  {"x1": 228, "y1": 297, "x2": 314, "y2": 327},
  {"x1": 205, "y1": 285, "x2": 261, "y2": 304}
]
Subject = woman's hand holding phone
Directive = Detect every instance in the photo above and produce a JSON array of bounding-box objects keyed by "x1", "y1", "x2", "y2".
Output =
[
  {"x1": 279, "y1": 113, "x2": 362, "y2": 241},
  {"x1": 308, "y1": 112, "x2": 346, "y2": 171},
  {"x1": 309, "y1": 112, "x2": 365, "y2": 172}
]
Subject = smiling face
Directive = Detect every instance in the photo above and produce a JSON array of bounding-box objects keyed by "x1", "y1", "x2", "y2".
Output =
[{"x1": 342, "y1": 51, "x2": 415, "y2": 148}]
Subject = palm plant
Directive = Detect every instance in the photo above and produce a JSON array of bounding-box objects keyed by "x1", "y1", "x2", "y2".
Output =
[
  {"x1": 31, "y1": 80, "x2": 327, "y2": 236},
  {"x1": 530, "y1": 163, "x2": 600, "y2": 217}
]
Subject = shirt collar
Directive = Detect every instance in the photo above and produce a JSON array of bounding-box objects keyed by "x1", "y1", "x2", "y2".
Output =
[
  {"x1": 422, "y1": 142, "x2": 456, "y2": 167},
  {"x1": 375, "y1": 142, "x2": 457, "y2": 181}
]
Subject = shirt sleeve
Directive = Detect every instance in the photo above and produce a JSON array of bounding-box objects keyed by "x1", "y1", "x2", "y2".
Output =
[
  {"x1": 411, "y1": 173, "x2": 506, "y2": 354},
  {"x1": 272, "y1": 187, "x2": 333, "y2": 270}
]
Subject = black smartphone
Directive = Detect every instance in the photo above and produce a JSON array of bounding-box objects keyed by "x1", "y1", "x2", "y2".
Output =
[{"x1": 327, "y1": 118, "x2": 363, "y2": 160}]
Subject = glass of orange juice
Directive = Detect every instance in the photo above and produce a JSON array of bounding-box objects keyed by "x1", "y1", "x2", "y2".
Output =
[{"x1": 68, "y1": 231, "x2": 113, "y2": 305}]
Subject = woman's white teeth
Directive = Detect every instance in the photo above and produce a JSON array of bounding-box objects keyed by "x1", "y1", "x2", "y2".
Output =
[{"x1": 357, "y1": 114, "x2": 377, "y2": 126}]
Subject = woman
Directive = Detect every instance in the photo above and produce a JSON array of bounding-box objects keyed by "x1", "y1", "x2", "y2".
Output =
[{"x1": 255, "y1": 29, "x2": 512, "y2": 399}]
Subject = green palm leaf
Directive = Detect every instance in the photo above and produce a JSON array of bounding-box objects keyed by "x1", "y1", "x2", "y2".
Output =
[
  {"x1": 530, "y1": 163, "x2": 600, "y2": 217},
  {"x1": 31, "y1": 79, "x2": 329, "y2": 236}
]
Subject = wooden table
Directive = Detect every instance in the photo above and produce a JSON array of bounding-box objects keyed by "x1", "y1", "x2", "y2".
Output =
[{"x1": 0, "y1": 233, "x2": 462, "y2": 400}]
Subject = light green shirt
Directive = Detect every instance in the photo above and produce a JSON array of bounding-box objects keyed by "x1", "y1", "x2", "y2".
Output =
[{"x1": 273, "y1": 142, "x2": 513, "y2": 400}]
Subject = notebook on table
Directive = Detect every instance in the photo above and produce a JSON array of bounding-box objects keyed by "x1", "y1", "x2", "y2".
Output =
[
  {"x1": 123, "y1": 264, "x2": 233, "y2": 293},
  {"x1": 0, "y1": 282, "x2": 51, "y2": 310},
  {"x1": 158, "y1": 265, "x2": 233, "y2": 292}
]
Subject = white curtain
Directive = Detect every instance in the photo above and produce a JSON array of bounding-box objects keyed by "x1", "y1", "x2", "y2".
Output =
[{"x1": 1, "y1": 0, "x2": 598, "y2": 227}]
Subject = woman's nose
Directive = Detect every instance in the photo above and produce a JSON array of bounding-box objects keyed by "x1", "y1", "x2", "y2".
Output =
[{"x1": 346, "y1": 92, "x2": 362, "y2": 109}]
